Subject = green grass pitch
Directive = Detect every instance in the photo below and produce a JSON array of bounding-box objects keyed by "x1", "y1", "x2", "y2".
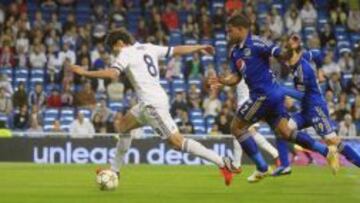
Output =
[{"x1": 0, "y1": 163, "x2": 359, "y2": 203}]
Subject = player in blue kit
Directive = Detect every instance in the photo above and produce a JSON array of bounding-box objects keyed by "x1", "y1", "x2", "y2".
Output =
[
  {"x1": 273, "y1": 35, "x2": 360, "y2": 176},
  {"x1": 209, "y1": 14, "x2": 339, "y2": 182}
]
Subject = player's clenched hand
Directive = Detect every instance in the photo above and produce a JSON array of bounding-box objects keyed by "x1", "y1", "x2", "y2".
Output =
[
  {"x1": 69, "y1": 65, "x2": 86, "y2": 76},
  {"x1": 201, "y1": 45, "x2": 215, "y2": 55}
]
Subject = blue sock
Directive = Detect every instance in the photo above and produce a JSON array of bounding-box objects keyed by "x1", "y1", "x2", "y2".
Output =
[
  {"x1": 239, "y1": 136, "x2": 268, "y2": 172},
  {"x1": 338, "y1": 142, "x2": 360, "y2": 167},
  {"x1": 293, "y1": 132, "x2": 328, "y2": 157},
  {"x1": 276, "y1": 138, "x2": 290, "y2": 167}
]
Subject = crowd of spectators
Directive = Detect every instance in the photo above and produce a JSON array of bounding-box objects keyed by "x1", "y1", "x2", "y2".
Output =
[{"x1": 0, "y1": 0, "x2": 359, "y2": 137}]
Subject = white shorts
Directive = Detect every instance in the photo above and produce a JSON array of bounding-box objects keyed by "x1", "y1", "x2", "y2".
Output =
[{"x1": 130, "y1": 102, "x2": 178, "y2": 139}]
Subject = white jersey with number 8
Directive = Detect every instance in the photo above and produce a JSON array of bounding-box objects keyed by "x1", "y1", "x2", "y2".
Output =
[
  {"x1": 112, "y1": 42, "x2": 173, "y2": 108},
  {"x1": 111, "y1": 42, "x2": 178, "y2": 138}
]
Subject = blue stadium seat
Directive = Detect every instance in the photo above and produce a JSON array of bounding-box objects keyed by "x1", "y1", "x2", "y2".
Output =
[
  {"x1": 78, "y1": 108, "x2": 92, "y2": 119},
  {"x1": 341, "y1": 73, "x2": 353, "y2": 88},
  {"x1": 193, "y1": 125, "x2": 206, "y2": 135},
  {"x1": 172, "y1": 79, "x2": 186, "y2": 93},
  {"x1": 169, "y1": 30, "x2": 183, "y2": 46},
  {"x1": 189, "y1": 109, "x2": 203, "y2": 119},
  {"x1": 160, "y1": 79, "x2": 171, "y2": 94},
  {"x1": 108, "y1": 101, "x2": 124, "y2": 112},
  {"x1": 188, "y1": 78, "x2": 202, "y2": 89}
]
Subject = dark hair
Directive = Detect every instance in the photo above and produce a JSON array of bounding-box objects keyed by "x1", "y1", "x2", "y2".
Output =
[
  {"x1": 106, "y1": 28, "x2": 134, "y2": 48},
  {"x1": 227, "y1": 14, "x2": 251, "y2": 29}
]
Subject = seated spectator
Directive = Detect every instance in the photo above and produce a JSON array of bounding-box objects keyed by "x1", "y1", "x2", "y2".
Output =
[
  {"x1": 216, "y1": 113, "x2": 231, "y2": 134},
  {"x1": 213, "y1": 7, "x2": 225, "y2": 32},
  {"x1": 15, "y1": 31, "x2": 29, "y2": 53},
  {"x1": 325, "y1": 90, "x2": 336, "y2": 115},
  {"x1": 92, "y1": 99, "x2": 112, "y2": 123},
  {"x1": 0, "y1": 74, "x2": 13, "y2": 97},
  {"x1": 26, "y1": 120, "x2": 43, "y2": 136},
  {"x1": 16, "y1": 46, "x2": 28, "y2": 68},
  {"x1": 339, "y1": 114, "x2": 357, "y2": 137},
  {"x1": 47, "y1": 88, "x2": 62, "y2": 108},
  {"x1": 170, "y1": 91, "x2": 188, "y2": 117},
  {"x1": 338, "y1": 51, "x2": 355, "y2": 74},
  {"x1": 330, "y1": 6, "x2": 347, "y2": 26},
  {"x1": 51, "y1": 119, "x2": 63, "y2": 133},
  {"x1": 161, "y1": 4, "x2": 179, "y2": 31},
  {"x1": 92, "y1": 112, "x2": 107, "y2": 133},
  {"x1": 32, "y1": 11, "x2": 45, "y2": 30},
  {"x1": 203, "y1": 91, "x2": 221, "y2": 117},
  {"x1": 0, "y1": 87, "x2": 12, "y2": 114},
  {"x1": 176, "y1": 110, "x2": 193, "y2": 134},
  {"x1": 166, "y1": 55, "x2": 183, "y2": 79},
  {"x1": 45, "y1": 29, "x2": 60, "y2": 52},
  {"x1": 267, "y1": 8, "x2": 283, "y2": 40},
  {"x1": 348, "y1": 9, "x2": 360, "y2": 32},
  {"x1": 136, "y1": 18, "x2": 149, "y2": 42},
  {"x1": 187, "y1": 84, "x2": 201, "y2": 108},
  {"x1": 90, "y1": 43, "x2": 105, "y2": 65},
  {"x1": 12, "y1": 82, "x2": 27, "y2": 108},
  {"x1": 321, "y1": 52, "x2": 341, "y2": 77},
  {"x1": 58, "y1": 43, "x2": 76, "y2": 65},
  {"x1": 199, "y1": 14, "x2": 213, "y2": 39},
  {"x1": 209, "y1": 124, "x2": 220, "y2": 136},
  {"x1": 184, "y1": 53, "x2": 202, "y2": 80},
  {"x1": 319, "y1": 24, "x2": 336, "y2": 48},
  {"x1": 61, "y1": 83, "x2": 74, "y2": 106},
  {"x1": 28, "y1": 83, "x2": 47, "y2": 108},
  {"x1": 286, "y1": 9, "x2": 302, "y2": 34},
  {"x1": 225, "y1": 0, "x2": 243, "y2": 15},
  {"x1": 328, "y1": 73, "x2": 342, "y2": 97},
  {"x1": 300, "y1": 1, "x2": 317, "y2": 26},
  {"x1": 335, "y1": 93, "x2": 351, "y2": 121},
  {"x1": 107, "y1": 77, "x2": 124, "y2": 101},
  {"x1": 13, "y1": 105, "x2": 28, "y2": 130},
  {"x1": 69, "y1": 112, "x2": 95, "y2": 137},
  {"x1": 0, "y1": 45, "x2": 15, "y2": 68},
  {"x1": 182, "y1": 15, "x2": 199, "y2": 39},
  {"x1": 41, "y1": 0, "x2": 57, "y2": 11},
  {"x1": 29, "y1": 105, "x2": 43, "y2": 126},
  {"x1": 29, "y1": 45, "x2": 47, "y2": 69},
  {"x1": 352, "y1": 95, "x2": 360, "y2": 121},
  {"x1": 74, "y1": 82, "x2": 96, "y2": 108}
]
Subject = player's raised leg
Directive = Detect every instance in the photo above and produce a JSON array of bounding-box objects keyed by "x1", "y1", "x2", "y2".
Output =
[
  {"x1": 143, "y1": 104, "x2": 234, "y2": 186},
  {"x1": 275, "y1": 118, "x2": 339, "y2": 174},
  {"x1": 325, "y1": 136, "x2": 360, "y2": 168}
]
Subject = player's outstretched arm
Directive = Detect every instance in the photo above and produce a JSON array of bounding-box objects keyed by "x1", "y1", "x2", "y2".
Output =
[
  {"x1": 172, "y1": 45, "x2": 214, "y2": 56},
  {"x1": 69, "y1": 64, "x2": 118, "y2": 80},
  {"x1": 208, "y1": 73, "x2": 241, "y2": 90}
]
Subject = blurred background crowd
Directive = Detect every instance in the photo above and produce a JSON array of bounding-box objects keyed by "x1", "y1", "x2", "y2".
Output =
[{"x1": 0, "y1": 0, "x2": 359, "y2": 137}]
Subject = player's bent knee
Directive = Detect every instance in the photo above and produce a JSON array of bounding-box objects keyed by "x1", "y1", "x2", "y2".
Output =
[{"x1": 168, "y1": 133, "x2": 184, "y2": 150}]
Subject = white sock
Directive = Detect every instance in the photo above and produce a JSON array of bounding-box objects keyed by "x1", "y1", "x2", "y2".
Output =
[
  {"x1": 110, "y1": 134, "x2": 133, "y2": 172},
  {"x1": 181, "y1": 138, "x2": 224, "y2": 168},
  {"x1": 232, "y1": 138, "x2": 243, "y2": 168},
  {"x1": 253, "y1": 132, "x2": 279, "y2": 159}
]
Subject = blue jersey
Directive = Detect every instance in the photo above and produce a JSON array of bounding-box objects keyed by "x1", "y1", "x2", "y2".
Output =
[
  {"x1": 230, "y1": 34, "x2": 281, "y2": 95},
  {"x1": 231, "y1": 34, "x2": 288, "y2": 127},
  {"x1": 292, "y1": 57, "x2": 327, "y2": 109},
  {"x1": 302, "y1": 49, "x2": 324, "y2": 69}
]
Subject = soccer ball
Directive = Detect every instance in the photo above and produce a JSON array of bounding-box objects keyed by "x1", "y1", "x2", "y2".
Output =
[{"x1": 96, "y1": 169, "x2": 119, "y2": 191}]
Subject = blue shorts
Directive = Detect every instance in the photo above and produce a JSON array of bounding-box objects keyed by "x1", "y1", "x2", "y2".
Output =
[
  {"x1": 292, "y1": 104, "x2": 336, "y2": 138},
  {"x1": 236, "y1": 90, "x2": 287, "y2": 128}
]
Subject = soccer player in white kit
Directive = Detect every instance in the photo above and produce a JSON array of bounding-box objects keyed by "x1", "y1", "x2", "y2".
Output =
[
  {"x1": 69, "y1": 29, "x2": 235, "y2": 186},
  {"x1": 233, "y1": 79, "x2": 279, "y2": 182}
]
